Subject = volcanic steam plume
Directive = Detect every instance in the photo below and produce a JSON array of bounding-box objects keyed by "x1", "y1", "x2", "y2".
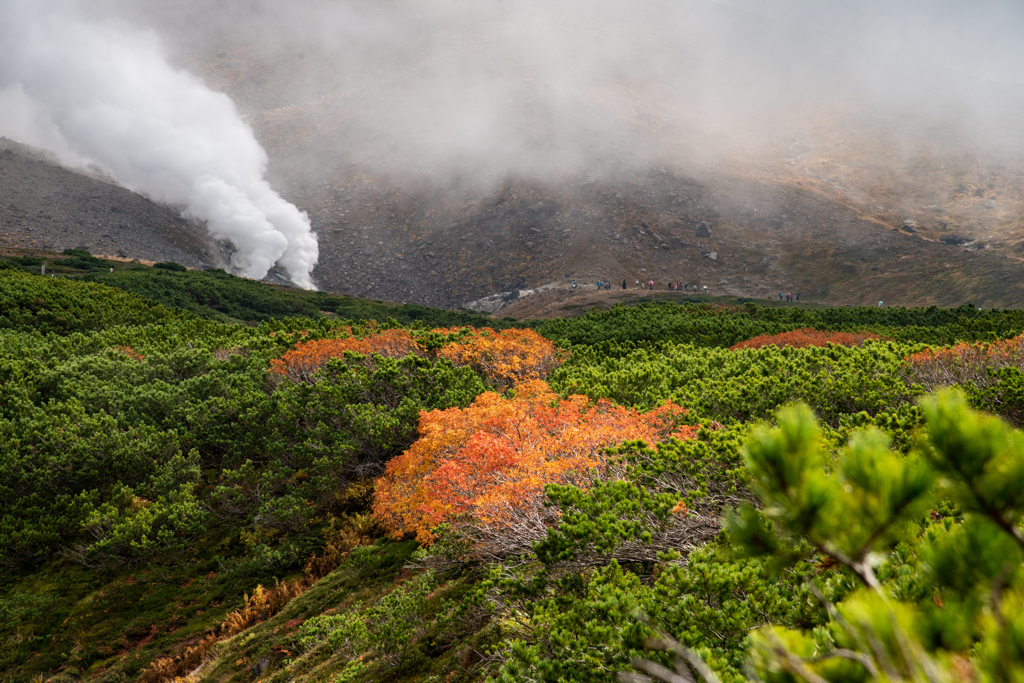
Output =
[{"x1": 0, "y1": 0, "x2": 318, "y2": 288}]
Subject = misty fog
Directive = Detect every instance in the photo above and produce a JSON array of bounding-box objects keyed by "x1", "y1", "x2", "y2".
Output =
[
  {"x1": 97, "y1": 0, "x2": 1024, "y2": 186},
  {"x1": 2, "y1": 0, "x2": 1022, "y2": 290}
]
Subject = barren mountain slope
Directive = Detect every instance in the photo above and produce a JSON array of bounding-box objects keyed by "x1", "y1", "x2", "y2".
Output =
[
  {"x1": 171, "y1": 19, "x2": 1024, "y2": 310},
  {"x1": 0, "y1": 138, "x2": 220, "y2": 268},
  {"x1": 3, "y1": 0, "x2": 1023, "y2": 312}
]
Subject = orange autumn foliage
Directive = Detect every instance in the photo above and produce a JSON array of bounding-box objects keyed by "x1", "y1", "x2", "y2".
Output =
[
  {"x1": 372, "y1": 379, "x2": 696, "y2": 554},
  {"x1": 269, "y1": 325, "x2": 567, "y2": 388},
  {"x1": 269, "y1": 329, "x2": 423, "y2": 383},
  {"x1": 111, "y1": 345, "x2": 145, "y2": 361},
  {"x1": 436, "y1": 327, "x2": 569, "y2": 388},
  {"x1": 903, "y1": 333, "x2": 1024, "y2": 392},
  {"x1": 730, "y1": 327, "x2": 882, "y2": 351}
]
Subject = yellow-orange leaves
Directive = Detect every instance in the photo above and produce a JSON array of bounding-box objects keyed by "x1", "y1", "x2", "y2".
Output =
[
  {"x1": 269, "y1": 329, "x2": 423, "y2": 383},
  {"x1": 111, "y1": 345, "x2": 145, "y2": 361},
  {"x1": 372, "y1": 379, "x2": 695, "y2": 552},
  {"x1": 436, "y1": 327, "x2": 568, "y2": 388},
  {"x1": 904, "y1": 333, "x2": 1024, "y2": 391},
  {"x1": 268, "y1": 325, "x2": 567, "y2": 388}
]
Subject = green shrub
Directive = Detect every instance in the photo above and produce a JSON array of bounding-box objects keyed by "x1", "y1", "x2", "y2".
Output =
[{"x1": 153, "y1": 261, "x2": 188, "y2": 271}]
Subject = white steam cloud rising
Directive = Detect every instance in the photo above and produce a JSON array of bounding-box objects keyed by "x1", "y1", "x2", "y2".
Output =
[{"x1": 0, "y1": 0, "x2": 318, "y2": 288}]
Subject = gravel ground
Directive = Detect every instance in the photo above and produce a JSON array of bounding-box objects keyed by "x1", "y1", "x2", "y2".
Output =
[{"x1": 0, "y1": 137, "x2": 221, "y2": 269}]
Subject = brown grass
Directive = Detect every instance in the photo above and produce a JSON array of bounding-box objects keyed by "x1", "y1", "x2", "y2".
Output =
[{"x1": 137, "y1": 512, "x2": 383, "y2": 683}]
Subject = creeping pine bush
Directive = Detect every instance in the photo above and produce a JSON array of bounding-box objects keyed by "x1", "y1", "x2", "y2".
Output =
[
  {"x1": 624, "y1": 390, "x2": 1024, "y2": 683},
  {"x1": 552, "y1": 340, "x2": 916, "y2": 424}
]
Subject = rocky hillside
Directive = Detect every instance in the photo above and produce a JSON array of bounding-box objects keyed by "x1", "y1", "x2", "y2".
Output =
[
  {"x1": 3, "y1": 1, "x2": 1024, "y2": 312},
  {"x1": 0, "y1": 138, "x2": 223, "y2": 269}
]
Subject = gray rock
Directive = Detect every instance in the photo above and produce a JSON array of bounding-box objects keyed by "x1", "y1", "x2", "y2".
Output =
[
  {"x1": 705, "y1": 251, "x2": 718, "y2": 261},
  {"x1": 251, "y1": 657, "x2": 270, "y2": 679},
  {"x1": 694, "y1": 221, "x2": 712, "y2": 238},
  {"x1": 464, "y1": 290, "x2": 521, "y2": 314}
]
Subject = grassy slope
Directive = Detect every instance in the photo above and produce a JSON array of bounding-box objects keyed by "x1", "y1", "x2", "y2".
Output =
[
  {"x1": 197, "y1": 541, "x2": 495, "y2": 683},
  {"x1": 2, "y1": 539, "x2": 250, "y2": 682}
]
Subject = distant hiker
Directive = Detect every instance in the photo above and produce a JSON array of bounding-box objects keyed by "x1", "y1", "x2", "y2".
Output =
[
  {"x1": 109, "y1": 268, "x2": 113, "y2": 273},
  {"x1": 635, "y1": 279, "x2": 640, "y2": 289},
  {"x1": 796, "y1": 292, "x2": 801, "y2": 302},
  {"x1": 572, "y1": 280, "x2": 577, "y2": 289},
  {"x1": 685, "y1": 283, "x2": 689, "y2": 291},
  {"x1": 779, "y1": 292, "x2": 783, "y2": 301},
  {"x1": 878, "y1": 300, "x2": 883, "y2": 307},
  {"x1": 649, "y1": 280, "x2": 654, "y2": 290},
  {"x1": 622, "y1": 279, "x2": 627, "y2": 290},
  {"x1": 597, "y1": 281, "x2": 602, "y2": 289},
  {"x1": 703, "y1": 285, "x2": 708, "y2": 294}
]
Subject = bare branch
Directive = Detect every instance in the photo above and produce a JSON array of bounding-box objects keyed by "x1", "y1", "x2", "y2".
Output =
[{"x1": 629, "y1": 657, "x2": 696, "y2": 683}]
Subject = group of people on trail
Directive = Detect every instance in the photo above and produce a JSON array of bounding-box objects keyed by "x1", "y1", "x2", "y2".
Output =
[
  {"x1": 779, "y1": 292, "x2": 801, "y2": 302},
  {"x1": 572, "y1": 278, "x2": 709, "y2": 294},
  {"x1": 667, "y1": 282, "x2": 703, "y2": 293}
]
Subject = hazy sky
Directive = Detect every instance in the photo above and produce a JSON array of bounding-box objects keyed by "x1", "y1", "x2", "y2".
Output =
[
  {"x1": 715, "y1": 0, "x2": 1024, "y2": 84},
  {"x1": 73, "y1": 0, "x2": 1018, "y2": 189}
]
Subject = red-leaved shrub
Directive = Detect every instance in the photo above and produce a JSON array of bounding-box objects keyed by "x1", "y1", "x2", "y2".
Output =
[{"x1": 730, "y1": 328, "x2": 882, "y2": 351}]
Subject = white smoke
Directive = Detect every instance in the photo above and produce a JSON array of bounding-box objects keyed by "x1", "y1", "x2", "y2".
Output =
[{"x1": 0, "y1": 0, "x2": 318, "y2": 288}]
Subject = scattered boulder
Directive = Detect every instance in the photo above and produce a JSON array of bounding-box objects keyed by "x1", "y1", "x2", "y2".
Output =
[
  {"x1": 941, "y1": 234, "x2": 972, "y2": 246},
  {"x1": 984, "y1": 200, "x2": 997, "y2": 209},
  {"x1": 705, "y1": 251, "x2": 718, "y2": 261},
  {"x1": 759, "y1": 257, "x2": 771, "y2": 268},
  {"x1": 464, "y1": 289, "x2": 521, "y2": 314},
  {"x1": 694, "y1": 220, "x2": 712, "y2": 238},
  {"x1": 250, "y1": 657, "x2": 270, "y2": 679}
]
